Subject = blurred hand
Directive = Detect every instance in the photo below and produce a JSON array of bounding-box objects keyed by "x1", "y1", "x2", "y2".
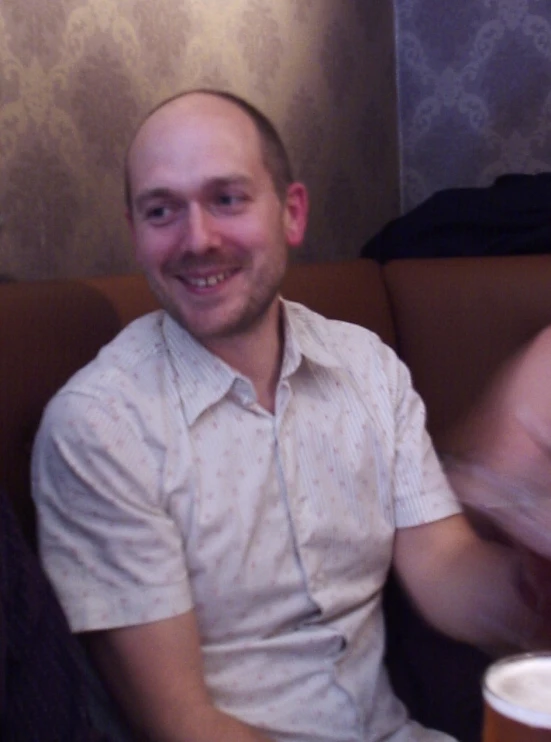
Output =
[
  {"x1": 445, "y1": 454, "x2": 551, "y2": 561},
  {"x1": 445, "y1": 453, "x2": 551, "y2": 646}
]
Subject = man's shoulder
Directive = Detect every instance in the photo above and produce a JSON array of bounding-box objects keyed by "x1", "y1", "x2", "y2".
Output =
[
  {"x1": 52, "y1": 310, "x2": 167, "y2": 405},
  {"x1": 33, "y1": 310, "x2": 176, "y2": 466},
  {"x1": 283, "y1": 299, "x2": 396, "y2": 366}
]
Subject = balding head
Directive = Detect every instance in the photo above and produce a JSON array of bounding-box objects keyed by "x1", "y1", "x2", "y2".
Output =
[
  {"x1": 124, "y1": 88, "x2": 308, "y2": 353},
  {"x1": 125, "y1": 89, "x2": 294, "y2": 214}
]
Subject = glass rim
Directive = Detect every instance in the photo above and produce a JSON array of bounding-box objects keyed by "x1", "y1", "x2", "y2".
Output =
[{"x1": 483, "y1": 651, "x2": 551, "y2": 728}]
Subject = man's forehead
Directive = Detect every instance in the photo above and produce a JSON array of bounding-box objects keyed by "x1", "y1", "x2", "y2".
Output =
[
  {"x1": 132, "y1": 93, "x2": 255, "y2": 152},
  {"x1": 126, "y1": 93, "x2": 268, "y2": 202}
]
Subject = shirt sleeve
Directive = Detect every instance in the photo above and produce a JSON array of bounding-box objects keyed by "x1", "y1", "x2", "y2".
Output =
[
  {"x1": 31, "y1": 390, "x2": 193, "y2": 633},
  {"x1": 382, "y1": 343, "x2": 462, "y2": 528}
]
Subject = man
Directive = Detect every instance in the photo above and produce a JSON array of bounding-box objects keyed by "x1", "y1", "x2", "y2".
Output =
[{"x1": 31, "y1": 90, "x2": 547, "y2": 742}]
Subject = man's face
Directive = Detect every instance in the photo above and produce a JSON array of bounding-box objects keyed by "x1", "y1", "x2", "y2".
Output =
[{"x1": 126, "y1": 94, "x2": 306, "y2": 350}]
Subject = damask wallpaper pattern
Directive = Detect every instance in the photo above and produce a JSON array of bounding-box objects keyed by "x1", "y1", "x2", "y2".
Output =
[
  {"x1": 0, "y1": 0, "x2": 399, "y2": 280},
  {"x1": 396, "y1": 0, "x2": 551, "y2": 211}
]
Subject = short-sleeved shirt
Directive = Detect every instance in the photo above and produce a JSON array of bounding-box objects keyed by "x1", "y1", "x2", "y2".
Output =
[{"x1": 32, "y1": 300, "x2": 460, "y2": 742}]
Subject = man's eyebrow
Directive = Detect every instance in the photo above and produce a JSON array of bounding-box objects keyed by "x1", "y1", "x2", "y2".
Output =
[
  {"x1": 134, "y1": 176, "x2": 253, "y2": 210},
  {"x1": 206, "y1": 175, "x2": 253, "y2": 189}
]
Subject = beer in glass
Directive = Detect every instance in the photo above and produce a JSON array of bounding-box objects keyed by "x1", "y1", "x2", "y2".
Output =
[{"x1": 483, "y1": 652, "x2": 551, "y2": 742}]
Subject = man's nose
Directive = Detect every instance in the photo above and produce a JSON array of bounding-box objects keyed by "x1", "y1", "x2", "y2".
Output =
[{"x1": 185, "y1": 203, "x2": 219, "y2": 252}]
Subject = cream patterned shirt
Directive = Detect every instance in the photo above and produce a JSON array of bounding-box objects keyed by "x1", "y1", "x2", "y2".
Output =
[{"x1": 32, "y1": 300, "x2": 460, "y2": 742}]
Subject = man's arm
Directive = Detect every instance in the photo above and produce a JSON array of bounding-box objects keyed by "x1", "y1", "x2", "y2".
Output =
[
  {"x1": 84, "y1": 609, "x2": 273, "y2": 742},
  {"x1": 393, "y1": 513, "x2": 545, "y2": 655}
]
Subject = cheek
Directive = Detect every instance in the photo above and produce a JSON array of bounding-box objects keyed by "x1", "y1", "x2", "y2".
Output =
[
  {"x1": 134, "y1": 228, "x2": 177, "y2": 270},
  {"x1": 223, "y1": 217, "x2": 285, "y2": 254},
  {"x1": 134, "y1": 240, "x2": 156, "y2": 272}
]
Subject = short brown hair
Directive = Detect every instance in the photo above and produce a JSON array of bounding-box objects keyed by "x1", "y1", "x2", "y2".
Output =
[{"x1": 124, "y1": 89, "x2": 294, "y2": 211}]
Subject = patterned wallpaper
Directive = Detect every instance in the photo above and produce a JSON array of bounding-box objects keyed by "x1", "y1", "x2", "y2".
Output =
[
  {"x1": 0, "y1": 0, "x2": 399, "y2": 280},
  {"x1": 396, "y1": 0, "x2": 551, "y2": 212}
]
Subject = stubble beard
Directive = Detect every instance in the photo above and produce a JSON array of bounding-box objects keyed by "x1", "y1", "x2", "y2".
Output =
[{"x1": 146, "y1": 252, "x2": 287, "y2": 347}]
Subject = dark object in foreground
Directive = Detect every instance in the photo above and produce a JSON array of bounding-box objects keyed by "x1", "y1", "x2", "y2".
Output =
[
  {"x1": 0, "y1": 486, "x2": 110, "y2": 742},
  {"x1": 362, "y1": 173, "x2": 551, "y2": 263}
]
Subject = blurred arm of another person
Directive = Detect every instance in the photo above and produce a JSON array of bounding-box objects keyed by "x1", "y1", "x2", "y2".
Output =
[
  {"x1": 443, "y1": 326, "x2": 551, "y2": 541},
  {"x1": 438, "y1": 327, "x2": 551, "y2": 642}
]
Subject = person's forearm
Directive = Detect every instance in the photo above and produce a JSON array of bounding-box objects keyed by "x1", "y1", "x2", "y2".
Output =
[
  {"x1": 107, "y1": 672, "x2": 274, "y2": 742},
  {"x1": 83, "y1": 623, "x2": 275, "y2": 742},
  {"x1": 152, "y1": 704, "x2": 274, "y2": 742},
  {"x1": 124, "y1": 694, "x2": 274, "y2": 742}
]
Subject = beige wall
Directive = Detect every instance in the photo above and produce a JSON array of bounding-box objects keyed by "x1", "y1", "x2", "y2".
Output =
[{"x1": 0, "y1": 0, "x2": 399, "y2": 280}]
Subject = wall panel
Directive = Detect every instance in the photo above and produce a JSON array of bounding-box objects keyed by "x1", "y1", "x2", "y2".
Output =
[{"x1": 0, "y1": 0, "x2": 399, "y2": 279}]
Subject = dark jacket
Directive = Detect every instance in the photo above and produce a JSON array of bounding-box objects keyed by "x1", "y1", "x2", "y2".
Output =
[
  {"x1": 362, "y1": 173, "x2": 551, "y2": 262},
  {"x1": 0, "y1": 487, "x2": 109, "y2": 742}
]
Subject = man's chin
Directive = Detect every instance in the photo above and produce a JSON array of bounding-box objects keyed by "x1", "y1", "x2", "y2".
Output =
[
  {"x1": 168, "y1": 303, "x2": 277, "y2": 346},
  {"x1": 164, "y1": 308, "x2": 243, "y2": 343}
]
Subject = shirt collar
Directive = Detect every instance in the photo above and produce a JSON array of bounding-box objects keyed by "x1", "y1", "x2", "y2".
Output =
[
  {"x1": 162, "y1": 313, "x2": 238, "y2": 425},
  {"x1": 162, "y1": 299, "x2": 340, "y2": 425},
  {"x1": 281, "y1": 299, "x2": 341, "y2": 375}
]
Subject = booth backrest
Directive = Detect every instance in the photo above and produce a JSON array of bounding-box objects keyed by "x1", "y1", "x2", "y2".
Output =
[
  {"x1": 3, "y1": 254, "x2": 551, "y2": 542},
  {"x1": 384, "y1": 255, "x2": 551, "y2": 447},
  {"x1": 0, "y1": 259, "x2": 392, "y2": 541}
]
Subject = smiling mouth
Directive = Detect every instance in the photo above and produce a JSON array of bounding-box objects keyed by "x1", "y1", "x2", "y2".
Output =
[{"x1": 183, "y1": 269, "x2": 237, "y2": 289}]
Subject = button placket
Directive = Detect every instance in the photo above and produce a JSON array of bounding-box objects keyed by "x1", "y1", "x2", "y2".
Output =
[{"x1": 274, "y1": 400, "x2": 325, "y2": 603}]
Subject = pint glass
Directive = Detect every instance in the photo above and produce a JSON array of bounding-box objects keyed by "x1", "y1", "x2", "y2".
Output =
[{"x1": 482, "y1": 652, "x2": 551, "y2": 742}]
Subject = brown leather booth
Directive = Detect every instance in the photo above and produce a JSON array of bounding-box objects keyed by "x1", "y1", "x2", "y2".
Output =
[
  {"x1": 4, "y1": 255, "x2": 551, "y2": 539},
  {"x1": 2, "y1": 254, "x2": 551, "y2": 740}
]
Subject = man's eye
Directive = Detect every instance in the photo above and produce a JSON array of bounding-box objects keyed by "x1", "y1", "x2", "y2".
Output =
[
  {"x1": 144, "y1": 205, "x2": 174, "y2": 223},
  {"x1": 215, "y1": 193, "x2": 247, "y2": 210},
  {"x1": 147, "y1": 206, "x2": 168, "y2": 219}
]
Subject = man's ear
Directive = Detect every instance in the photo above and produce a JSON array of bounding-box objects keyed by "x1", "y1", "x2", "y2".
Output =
[{"x1": 283, "y1": 182, "x2": 309, "y2": 249}]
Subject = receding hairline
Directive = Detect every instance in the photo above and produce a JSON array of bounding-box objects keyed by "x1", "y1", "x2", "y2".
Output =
[
  {"x1": 124, "y1": 88, "x2": 294, "y2": 211},
  {"x1": 128, "y1": 90, "x2": 253, "y2": 152}
]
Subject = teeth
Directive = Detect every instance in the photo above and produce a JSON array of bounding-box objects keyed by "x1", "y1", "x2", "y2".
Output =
[{"x1": 187, "y1": 271, "x2": 230, "y2": 288}]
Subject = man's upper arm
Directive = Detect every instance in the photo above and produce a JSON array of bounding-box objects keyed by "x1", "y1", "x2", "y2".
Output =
[
  {"x1": 32, "y1": 390, "x2": 192, "y2": 632},
  {"x1": 394, "y1": 513, "x2": 480, "y2": 624},
  {"x1": 393, "y1": 513, "x2": 531, "y2": 653}
]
